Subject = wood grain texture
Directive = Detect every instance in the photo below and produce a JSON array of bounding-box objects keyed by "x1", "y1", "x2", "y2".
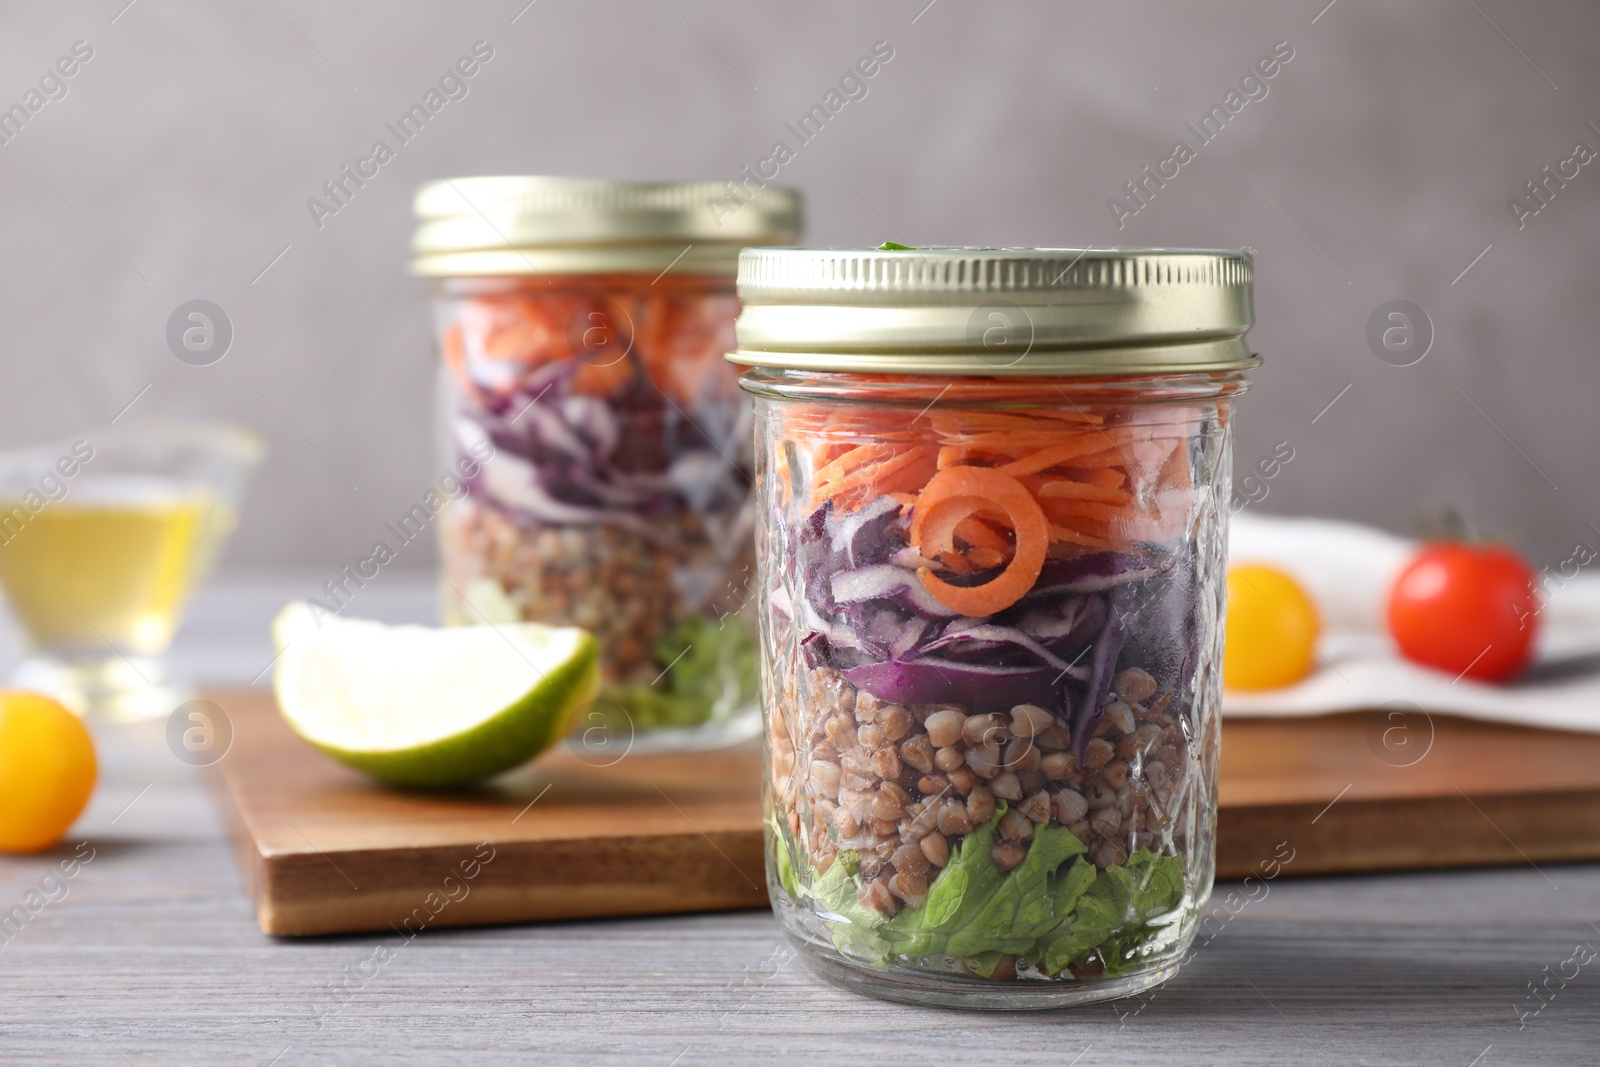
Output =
[
  {"x1": 2, "y1": 710, "x2": 1598, "y2": 1065},
  {"x1": 210, "y1": 691, "x2": 768, "y2": 936},
  {"x1": 211, "y1": 689, "x2": 1600, "y2": 936},
  {"x1": 1216, "y1": 710, "x2": 1600, "y2": 878}
]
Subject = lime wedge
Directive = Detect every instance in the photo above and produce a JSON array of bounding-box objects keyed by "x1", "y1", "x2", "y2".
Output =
[{"x1": 272, "y1": 602, "x2": 598, "y2": 788}]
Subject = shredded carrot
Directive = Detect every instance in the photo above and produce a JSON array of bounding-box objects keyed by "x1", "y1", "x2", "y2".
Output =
[
  {"x1": 1061, "y1": 444, "x2": 1132, "y2": 468},
  {"x1": 1066, "y1": 466, "x2": 1127, "y2": 490},
  {"x1": 1037, "y1": 481, "x2": 1134, "y2": 506},
  {"x1": 911, "y1": 494, "x2": 988, "y2": 551},
  {"x1": 822, "y1": 445, "x2": 938, "y2": 511},
  {"x1": 935, "y1": 430, "x2": 1072, "y2": 451},
  {"x1": 811, "y1": 441, "x2": 854, "y2": 469},
  {"x1": 1047, "y1": 523, "x2": 1118, "y2": 549},
  {"x1": 909, "y1": 468, "x2": 1049, "y2": 616},
  {"x1": 928, "y1": 409, "x2": 1103, "y2": 432},
  {"x1": 1040, "y1": 502, "x2": 1112, "y2": 537},
  {"x1": 1109, "y1": 440, "x2": 1178, "y2": 509},
  {"x1": 442, "y1": 323, "x2": 469, "y2": 393},
  {"x1": 773, "y1": 442, "x2": 791, "y2": 505},
  {"x1": 572, "y1": 358, "x2": 635, "y2": 396},
  {"x1": 480, "y1": 299, "x2": 551, "y2": 363},
  {"x1": 954, "y1": 515, "x2": 1011, "y2": 552},
  {"x1": 872, "y1": 445, "x2": 939, "y2": 493},
  {"x1": 812, "y1": 444, "x2": 893, "y2": 494},
  {"x1": 1045, "y1": 499, "x2": 1127, "y2": 524},
  {"x1": 825, "y1": 445, "x2": 927, "y2": 493},
  {"x1": 785, "y1": 391, "x2": 1210, "y2": 567},
  {"x1": 1157, "y1": 438, "x2": 1192, "y2": 492},
  {"x1": 965, "y1": 547, "x2": 1007, "y2": 569},
  {"x1": 1106, "y1": 509, "x2": 1179, "y2": 545},
  {"x1": 1000, "y1": 437, "x2": 1110, "y2": 477},
  {"x1": 937, "y1": 550, "x2": 976, "y2": 574}
]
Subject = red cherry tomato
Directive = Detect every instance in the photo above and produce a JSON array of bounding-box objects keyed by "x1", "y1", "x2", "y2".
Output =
[{"x1": 1386, "y1": 541, "x2": 1539, "y2": 683}]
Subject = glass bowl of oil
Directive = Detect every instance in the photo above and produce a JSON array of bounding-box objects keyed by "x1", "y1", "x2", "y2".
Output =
[{"x1": 0, "y1": 423, "x2": 262, "y2": 720}]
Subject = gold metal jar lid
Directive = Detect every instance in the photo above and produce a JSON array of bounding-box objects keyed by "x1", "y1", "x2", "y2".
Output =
[
  {"x1": 411, "y1": 176, "x2": 801, "y2": 277},
  {"x1": 729, "y1": 247, "x2": 1257, "y2": 376}
]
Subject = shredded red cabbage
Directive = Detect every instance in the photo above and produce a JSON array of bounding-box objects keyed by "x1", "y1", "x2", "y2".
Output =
[
  {"x1": 793, "y1": 496, "x2": 1184, "y2": 753},
  {"x1": 459, "y1": 360, "x2": 751, "y2": 528}
]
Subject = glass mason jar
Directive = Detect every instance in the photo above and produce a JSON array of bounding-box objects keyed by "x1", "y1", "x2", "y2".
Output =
[
  {"x1": 413, "y1": 177, "x2": 800, "y2": 749},
  {"x1": 733, "y1": 247, "x2": 1257, "y2": 1008}
]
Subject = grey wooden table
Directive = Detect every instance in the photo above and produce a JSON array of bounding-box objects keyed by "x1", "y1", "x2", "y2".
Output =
[
  {"x1": 1, "y1": 582, "x2": 1596, "y2": 1066},
  {"x1": 1, "y1": 714, "x2": 1595, "y2": 1067}
]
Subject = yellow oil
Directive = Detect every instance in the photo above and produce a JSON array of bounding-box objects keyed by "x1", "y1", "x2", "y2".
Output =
[{"x1": 0, "y1": 482, "x2": 231, "y2": 655}]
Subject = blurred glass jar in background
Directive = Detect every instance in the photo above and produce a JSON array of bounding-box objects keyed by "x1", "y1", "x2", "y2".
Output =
[{"x1": 412, "y1": 177, "x2": 801, "y2": 750}]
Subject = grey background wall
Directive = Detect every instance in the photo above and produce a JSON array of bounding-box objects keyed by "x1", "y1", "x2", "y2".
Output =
[{"x1": 1, "y1": 0, "x2": 1596, "y2": 574}]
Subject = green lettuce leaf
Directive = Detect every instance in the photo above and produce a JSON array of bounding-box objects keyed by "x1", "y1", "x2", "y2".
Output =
[
  {"x1": 1098, "y1": 848, "x2": 1187, "y2": 975},
  {"x1": 964, "y1": 951, "x2": 1008, "y2": 979},
  {"x1": 803, "y1": 810, "x2": 1186, "y2": 978},
  {"x1": 766, "y1": 816, "x2": 799, "y2": 900},
  {"x1": 945, "y1": 823, "x2": 1087, "y2": 957},
  {"x1": 1044, "y1": 857, "x2": 1099, "y2": 946},
  {"x1": 600, "y1": 615, "x2": 757, "y2": 729},
  {"x1": 1128, "y1": 847, "x2": 1186, "y2": 913},
  {"x1": 882, "y1": 805, "x2": 1008, "y2": 959},
  {"x1": 1042, "y1": 847, "x2": 1186, "y2": 975},
  {"x1": 807, "y1": 851, "x2": 890, "y2": 965}
]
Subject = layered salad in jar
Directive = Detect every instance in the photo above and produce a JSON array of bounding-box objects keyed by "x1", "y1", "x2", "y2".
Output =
[
  {"x1": 436, "y1": 275, "x2": 759, "y2": 736},
  {"x1": 759, "y1": 384, "x2": 1226, "y2": 988}
]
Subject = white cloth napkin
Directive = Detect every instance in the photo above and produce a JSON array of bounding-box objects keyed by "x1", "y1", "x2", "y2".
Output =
[{"x1": 1222, "y1": 513, "x2": 1600, "y2": 732}]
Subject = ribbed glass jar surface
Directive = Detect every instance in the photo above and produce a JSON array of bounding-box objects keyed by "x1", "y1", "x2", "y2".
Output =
[{"x1": 746, "y1": 366, "x2": 1246, "y2": 1008}]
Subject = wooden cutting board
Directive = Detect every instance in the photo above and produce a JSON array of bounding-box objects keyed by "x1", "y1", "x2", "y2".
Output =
[{"x1": 206, "y1": 690, "x2": 1600, "y2": 936}]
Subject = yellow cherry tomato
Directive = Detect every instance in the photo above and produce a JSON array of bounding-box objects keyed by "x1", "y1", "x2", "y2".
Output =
[
  {"x1": 1224, "y1": 564, "x2": 1321, "y2": 691},
  {"x1": 0, "y1": 691, "x2": 97, "y2": 853}
]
